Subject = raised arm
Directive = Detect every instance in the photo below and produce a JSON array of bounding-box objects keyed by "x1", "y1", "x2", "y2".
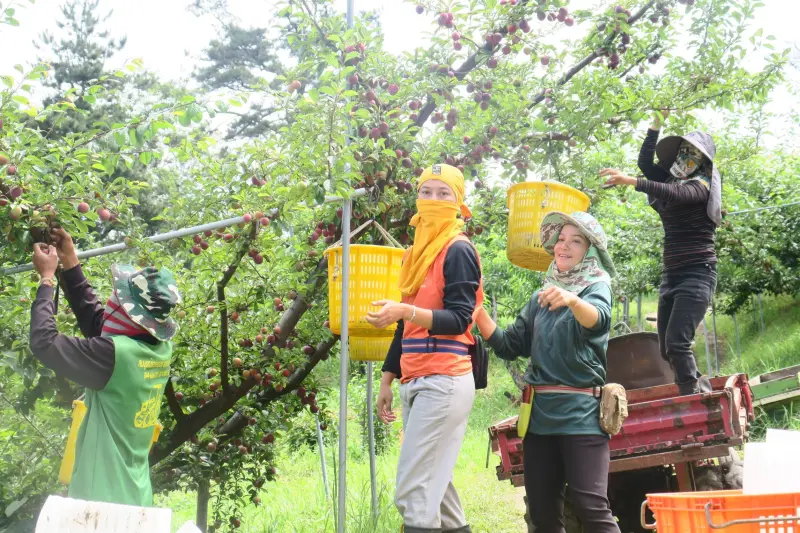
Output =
[
  {"x1": 480, "y1": 295, "x2": 536, "y2": 361},
  {"x1": 51, "y1": 228, "x2": 105, "y2": 338},
  {"x1": 30, "y1": 245, "x2": 114, "y2": 390},
  {"x1": 637, "y1": 113, "x2": 672, "y2": 183},
  {"x1": 635, "y1": 177, "x2": 710, "y2": 206}
]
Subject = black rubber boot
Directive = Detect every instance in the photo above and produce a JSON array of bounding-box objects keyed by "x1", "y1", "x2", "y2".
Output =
[
  {"x1": 678, "y1": 376, "x2": 712, "y2": 396},
  {"x1": 403, "y1": 526, "x2": 442, "y2": 533},
  {"x1": 678, "y1": 380, "x2": 700, "y2": 396},
  {"x1": 442, "y1": 526, "x2": 472, "y2": 533}
]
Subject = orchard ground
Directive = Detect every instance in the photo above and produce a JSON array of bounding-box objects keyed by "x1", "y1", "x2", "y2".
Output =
[{"x1": 157, "y1": 294, "x2": 800, "y2": 533}]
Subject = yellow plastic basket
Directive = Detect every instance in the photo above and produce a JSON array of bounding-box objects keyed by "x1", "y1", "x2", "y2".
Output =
[
  {"x1": 349, "y1": 335, "x2": 393, "y2": 362},
  {"x1": 506, "y1": 181, "x2": 590, "y2": 272},
  {"x1": 325, "y1": 244, "x2": 405, "y2": 339}
]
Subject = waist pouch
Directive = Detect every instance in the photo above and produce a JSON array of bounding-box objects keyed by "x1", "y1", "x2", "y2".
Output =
[{"x1": 516, "y1": 383, "x2": 628, "y2": 437}]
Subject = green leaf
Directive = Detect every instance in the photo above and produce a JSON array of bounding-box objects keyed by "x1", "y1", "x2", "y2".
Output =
[{"x1": 139, "y1": 151, "x2": 153, "y2": 165}]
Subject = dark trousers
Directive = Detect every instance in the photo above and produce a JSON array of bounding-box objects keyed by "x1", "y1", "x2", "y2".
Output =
[
  {"x1": 657, "y1": 263, "x2": 717, "y2": 392},
  {"x1": 523, "y1": 434, "x2": 620, "y2": 533}
]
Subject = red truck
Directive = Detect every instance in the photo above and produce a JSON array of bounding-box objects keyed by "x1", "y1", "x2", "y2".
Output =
[{"x1": 488, "y1": 332, "x2": 754, "y2": 533}]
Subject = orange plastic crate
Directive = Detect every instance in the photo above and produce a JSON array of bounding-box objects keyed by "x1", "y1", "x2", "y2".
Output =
[{"x1": 644, "y1": 490, "x2": 800, "y2": 532}]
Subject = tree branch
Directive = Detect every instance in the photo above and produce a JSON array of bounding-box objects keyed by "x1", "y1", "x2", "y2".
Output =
[
  {"x1": 164, "y1": 379, "x2": 185, "y2": 421},
  {"x1": 218, "y1": 222, "x2": 259, "y2": 392},
  {"x1": 527, "y1": 1, "x2": 655, "y2": 109},
  {"x1": 216, "y1": 337, "x2": 339, "y2": 440}
]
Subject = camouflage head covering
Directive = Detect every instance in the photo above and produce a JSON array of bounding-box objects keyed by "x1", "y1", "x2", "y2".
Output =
[
  {"x1": 111, "y1": 264, "x2": 182, "y2": 341},
  {"x1": 540, "y1": 211, "x2": 615, "y2": 294}
]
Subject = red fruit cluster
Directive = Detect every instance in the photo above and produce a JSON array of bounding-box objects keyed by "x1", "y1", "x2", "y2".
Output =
[
  {"x1": 437, "y1": 12, "x2": 454, "y2": 27},
  {"x1": 248, "y1": 247, "x2": 264, "y2": 264}
]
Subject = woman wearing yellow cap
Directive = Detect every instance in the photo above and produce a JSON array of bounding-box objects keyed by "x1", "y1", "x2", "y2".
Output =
[{"x1": 366, "y1": 164, "x2": 483, "y2": 533}]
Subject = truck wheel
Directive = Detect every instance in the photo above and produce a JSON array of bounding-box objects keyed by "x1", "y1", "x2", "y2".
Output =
[
  {"x1": 695, "y1": 448, "x2": 744, "y2": 491},
  {"x1": 522, "y1": 494, "x2": 585, "y2": 533},
  {"x1": 719, "y1": 448, "x2": 744, "y2": 489}
]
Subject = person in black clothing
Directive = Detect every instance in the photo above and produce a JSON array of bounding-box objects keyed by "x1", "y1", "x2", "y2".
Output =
[{"x1": 600, "y1": 111, "x2": 722, "y2": 395}]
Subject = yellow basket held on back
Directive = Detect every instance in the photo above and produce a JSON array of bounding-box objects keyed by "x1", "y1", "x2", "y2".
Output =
[
  {"x1": 58, "y1": 397, "x2": 163, "y2": 485},
  {"x1": 506, "y1": 181, "x2": 590, "y2": 272},
  {"x1": 325, "y1": 220, "x2": 405, "y2": 356}
]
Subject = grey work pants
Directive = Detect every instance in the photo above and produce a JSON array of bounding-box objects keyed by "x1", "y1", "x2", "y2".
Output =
[{"x1": 395, "y1": 373, "x2": 475, "y2": 531}]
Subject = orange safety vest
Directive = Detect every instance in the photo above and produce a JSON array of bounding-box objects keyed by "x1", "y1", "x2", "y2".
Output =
[{"x1": 400, "y1": 235, "x2": 485, "y2": 383}]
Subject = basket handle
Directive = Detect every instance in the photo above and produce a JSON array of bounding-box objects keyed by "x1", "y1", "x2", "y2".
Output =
[
  {"x1": 704, "y1": 502, "x2": 800, "y2": 530},
  {"x1": 325, "y1": 219, "x2": 404, "y2": 251},
  {"x1": 541, "y1": 184, "x2": 551, "y2": 209},
  {"x1": 640, "y1": 500, "x2": 657, "y2": 530}
]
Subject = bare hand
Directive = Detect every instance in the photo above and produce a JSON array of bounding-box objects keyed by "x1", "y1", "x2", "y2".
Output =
[
  {"x1": 32, "y1": 243, "x2": 59, "y2": 279},
  {"x1": 366, "y1": 300, "x2": 410, "y2": 329},
  {"x1": 651, "y1": 108, "x2": 670, "y2": 129},
  {"x1": 49, "y1": 227, "x2": 78, "y2": 268},
  {"x1": 538, "y1": 286, "x2": 578, "y2": 312},
  {"x1": 377, "y1": 383, "x2": 397, "y2": 424},
  {"x1": 599, "y1": 168, "x2": 637, "y2": 187}
]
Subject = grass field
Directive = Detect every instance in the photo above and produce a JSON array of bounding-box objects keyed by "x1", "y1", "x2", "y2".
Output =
[{"x1": 159, "y1": 295, "x2": 800, "y2": 533}]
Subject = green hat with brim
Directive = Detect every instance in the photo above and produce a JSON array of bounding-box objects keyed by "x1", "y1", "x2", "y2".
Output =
[
  {"x1": 539, "y1": 211, "x2": 616, "y2": 277},
  {"x1": 111, "y1": 264, "x2": 182, "y2": 342}
]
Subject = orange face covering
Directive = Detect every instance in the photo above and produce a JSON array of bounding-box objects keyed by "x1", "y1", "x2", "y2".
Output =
[{"x1": 397, "y1": 164, "x2": 470, "y2": 297}]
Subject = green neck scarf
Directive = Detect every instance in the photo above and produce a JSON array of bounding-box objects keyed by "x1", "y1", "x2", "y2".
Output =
[{"x1": 543, "y1": 245, "x2": 612, "y2": 294}]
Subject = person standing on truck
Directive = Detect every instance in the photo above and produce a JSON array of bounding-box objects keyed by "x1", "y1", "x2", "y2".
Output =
[
  {"x1": 29, "y1": 228, "x2": 181, "y2": 507},
  {"x1": 473, "y1": 211, "x2": 619, "y2": 533},
  {"x1": 599, "y1": 110, "x2": 722, "y2": 395},
  {"x1": 367, "y1": 164, "x2": 483, "y2": 533}
]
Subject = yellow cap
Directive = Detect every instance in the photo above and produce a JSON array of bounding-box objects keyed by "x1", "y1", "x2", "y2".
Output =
[{"x1": 417, "y1": 164, "x2": 472, "y2": 218}]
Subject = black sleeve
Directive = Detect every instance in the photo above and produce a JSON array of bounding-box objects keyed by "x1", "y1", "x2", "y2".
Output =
[
  {"x1": 30, "y1": 285, "x2": 115, "y2": 390},
  {"x1": 635, "y1": 177, "x2": 710, "y2": 206},
  {"x1": 637, "y1": 128, "x2": 671, "y2": 183},
  {"x1": 429, "y1": 241, "x2": 481, "y2": 336},
  {"x1": 60, "y1": 264, "x2": 106, "y2": 338},
  {"x1": 380, "y1": 320, "x2": 404, "y2": 377}
]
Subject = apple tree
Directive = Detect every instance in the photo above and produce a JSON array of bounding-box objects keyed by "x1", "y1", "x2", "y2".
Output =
[{"x1": 0, "y1": 0, "x2": 791, "y2": 530}]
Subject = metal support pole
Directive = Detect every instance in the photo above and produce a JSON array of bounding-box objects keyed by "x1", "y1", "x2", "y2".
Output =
[
  {"x1": 623, "y1": 298, "x2": 630, "y2": 328},
  {"x1": 732, "y1": 313, "x2": 742, "y2": 360},
  {"x1": 315, "y1": 413, "x2": 330, "y2": 500},
  {"x1": 711, "y1": 298, "x2": 719, "y2": 375},
  {"x1": 702, "y1": 316, "x2": 712, "y2": 377},
  {"x1": 2, "y1": 190, "x2": 370, "y2": 277},
  {"x1": 756, "y1": 293, "x2": 765, "y2": 336},
  {"x1": 0, "y1": 215, "x2": 249, "y2": 276},
  {"x1": 637, "y1": 294, "x2": 643, "y2": 332},
  {"x1": 366, "y1": 361, "x2": 377, "y2": 525},
  {"x1": 337, "y1": 5, "x2": 355, "y2": 530},
  {"x1": 337, "y1": 197, "x2": 351, "y2": 533}
]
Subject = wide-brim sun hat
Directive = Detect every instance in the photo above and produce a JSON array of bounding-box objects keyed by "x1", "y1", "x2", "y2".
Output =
[
  {"x1": 655, "y1": 131, "x2": 715, "y2": 168},
  {"x1": 655, "y1": 130, "x2": 722, "y2": 226},
  {"x1": 111, "y1": 264, "x2": 182, "y2": 342},
  {"x1": 539, "y1": 211, "x2": 616, "y2": 277}
]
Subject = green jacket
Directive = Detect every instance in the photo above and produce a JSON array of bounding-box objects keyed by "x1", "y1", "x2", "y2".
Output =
[{"x1": 487, "y1": 283, "x2": 612, "y2": 436}]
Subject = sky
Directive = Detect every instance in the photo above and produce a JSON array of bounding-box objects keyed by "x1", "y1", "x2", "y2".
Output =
[{"x1": 0, "y1": 0, "x2": 797, "y2": 143}]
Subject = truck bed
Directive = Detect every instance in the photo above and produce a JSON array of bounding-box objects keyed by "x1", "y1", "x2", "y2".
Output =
[{"x1": 489, "y1": 374, "x2": 753, "y2": 487}]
